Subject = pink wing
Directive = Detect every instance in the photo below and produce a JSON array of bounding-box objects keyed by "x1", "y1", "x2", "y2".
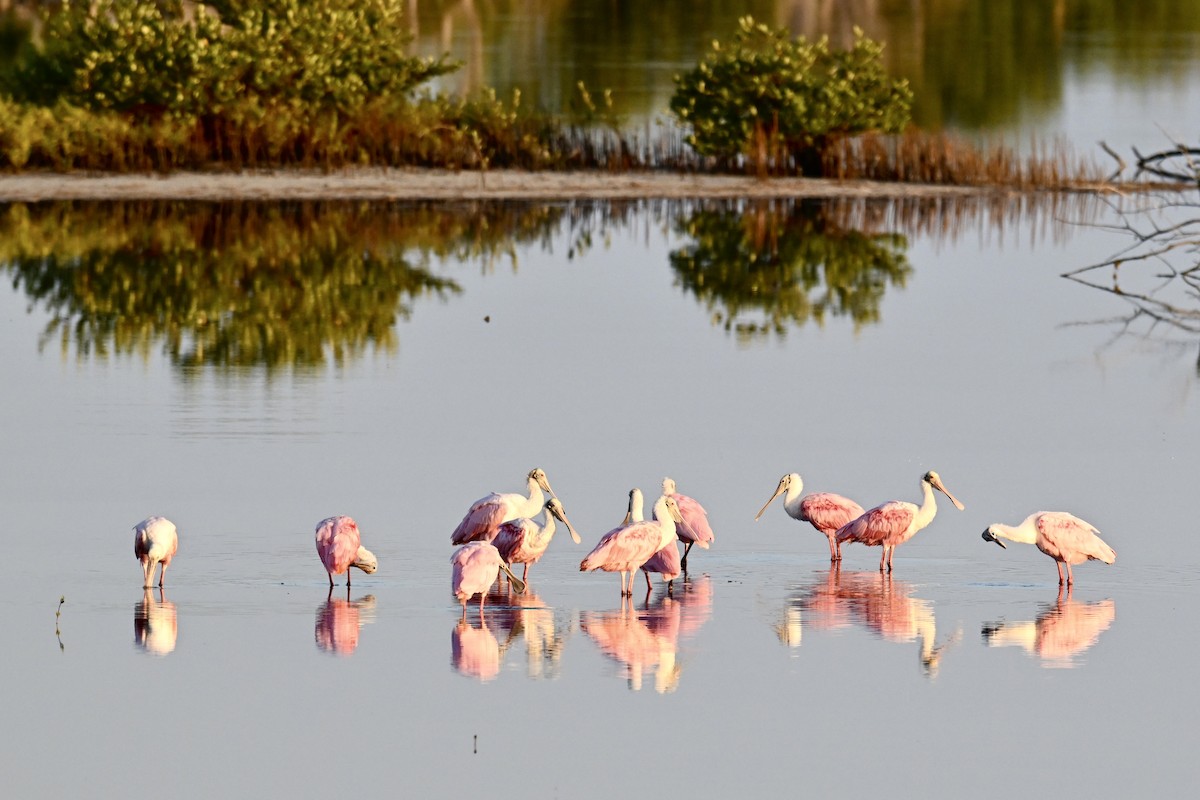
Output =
[
  {"x1": 451, "y1": 496, "x2": 507, "y2": 544},
  {"x1": 799, "y1": 493, "x2": 865, "y2": 536},
  {"x1": 316, "y1": 516, "x2": 360, "y2": 574},
  {"x1": 451, "y1": 542, "x2": 502, "y2": 599},
  {"x1": 581, "y1": 522, "x2": 664, "y2": 572},
  {"x1": 641, "y1": 541, "x2": 682, "y2": 580},
  {"x1": 836, "y1": 502, "x2": 914, "y2": 547},
  {"x1": 671, "y1": 493, "x2": 714, "y2": 546},
  {"x1": 493, "y1": 518, "x2": 535, "y2": 563},
  {"x1": 1035, "y1": 513, "x2": 1116, "y2": 565}
]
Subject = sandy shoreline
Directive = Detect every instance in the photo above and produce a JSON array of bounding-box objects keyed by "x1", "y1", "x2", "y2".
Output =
[{"x1": 0, "y1": 168, "x2": 1010, "y2": 202}]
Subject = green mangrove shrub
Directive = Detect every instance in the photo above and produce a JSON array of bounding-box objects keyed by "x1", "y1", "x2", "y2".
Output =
[
  {"x1": 669, "y1": 17, "x2": 913, "y2": 174},
  {"x1": 10, "y1": 0, "x2": 455, "y2": 116}
]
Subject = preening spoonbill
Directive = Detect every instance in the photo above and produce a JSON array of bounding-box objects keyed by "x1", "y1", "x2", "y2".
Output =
[
  {"x1": 451, "y1": 468, "x2": 556, "y2": 545},
  {"x1": 754, "y1": 473, "x2": 865, "y2": 561},
  {"x1": 315, "y1": 516, "x2": 378, "y2": 588},
  {"x1": 982, "y1": 511, "x2": 1116, "y2": 585},
  {"x1": 134, "y1": 516, "x2": 179, "y2": 589},
  {"x1": 493, "y1": 497, "x2": 581, "y2": 582},
  {"x1": 451, "y1": 541, "x2": 526, "y2": 616},
  {"x1": 581, "y1": 494, "x2": 684, "y2": 596},
  {"x1": 633, "y1": 488, "x2": 682, "y2": 590},
  {"x1": 661, "y1": 478, "x2": 714, "y2": 571},
  {"x1": 836, "y1": 470, "x2": 965, "y2": 572}
]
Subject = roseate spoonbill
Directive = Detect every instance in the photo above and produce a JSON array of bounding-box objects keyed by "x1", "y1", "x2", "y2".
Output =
[
  {"x1": 661, "y1": 478, "x2": 714, "y2": 571},
  {"x1": 754, "y1": 473, "x2": 865, "y2": 561},
  {"x1": 493, "y1": 497, "x2": 581, "y2": 582},
  {"x1": 134, "y1": 516, "x2": 179, "y2": 589},
  {"x1": 981, "y1": 511, "x2": 1116, "y2": 585},
  {"x1": 315, "y1": 516, "x2": 378, "y2": 588},
  {"x1": 451, "y1": 541, "x2": 526, "y2": 617},
  {"x1": 835, "y1": 470, "x2": 965, "y2": 572},
  {"x1": 580, "y1": 494, "x2": 684, "y2": 596},
  {"x1": 631, "y1": 488, "x2": 682, "y2": 590},
  {"x1": 451, "y1": 468, "x2": 556, "y2": 545}
]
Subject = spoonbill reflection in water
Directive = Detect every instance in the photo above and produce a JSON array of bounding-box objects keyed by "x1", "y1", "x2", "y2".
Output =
[
  {"x1": 483, "y1": 586, "x2": 570, "y2": 680},
  {"x1": 580, "y1": 494, "x2": 684, "y2": 596},
  {"x1": 982, "y1": 587, "x2": 1116, "y2": 668},
  {"x1": 451, "y1": 616, "x2": 502, "y2": 682},
  {"x1": 451, "y1": 468, "x2": 555, "y2": 545},
  {"x1": 581, "y1": 593, "x2": 683, "y2": 693},
  {"x1": 754, "y1": 473, "x2": 864, "y2": 561},
  {"x1": 133, "y1": 588, "x2": 177, "y2": 656},
  {"x1": 982, "y1": 511, "x2": 1116, "y2": 586},
  {"x1": 836, "y1": 471, "x2": 965, "y2": 572},
  {"x1": 493, "y1": 497, "x2": 581, "y2": 582},
  {"x1": 134, "y1": 516, "x2": 178, "y2": 589},
  {"x1": 451, "y1": 541, "x2": 526, "y2": 617},
  {"x1": 315, "y1": 516, "x2": 377, "y2": 588},
  {"x1": 661, "y1": 478, "x2": 714, "y2": 571},
  {"x1": 315, "y1": 589, "x2": 377, "y2": 656}
]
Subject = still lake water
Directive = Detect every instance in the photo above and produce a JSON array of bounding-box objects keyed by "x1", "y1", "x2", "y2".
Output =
[{"x1": 2, "y1": 190, "x2": 1197, "y2": 798}]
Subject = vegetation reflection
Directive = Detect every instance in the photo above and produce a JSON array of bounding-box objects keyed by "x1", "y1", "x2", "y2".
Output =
[
  {"x1": 0, "y1": 201, "x2": 566, "y2": 370},
  {"x1": 669, "y1": 199, "x2": 912, "y2": 340}
]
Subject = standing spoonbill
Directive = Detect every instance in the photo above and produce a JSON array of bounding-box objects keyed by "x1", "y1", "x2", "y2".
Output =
[
  {"x1": 836, "y1": 471, "x2": 965, "y2": 572},
  {"x1": 754, "y1": 473, "x2": 865, "y2": 561},
  {"x1": 580, "y1": 494, "x2": 684, "y2": 596},
  {"x1": 134, "y1": 516, "x2": 179, "y2": 589},
  {"x1": 631, "y1": 488, "x2": 683, "y2": 591},
  {"x1": 493, "y1": 497, "x2": 581, "y2": 582},
  {"x1": 451, "y1": 468, "x2": 556, "y2": 545},
  {"x1": 981, "y1": 511, "x2": 1116, "y2": 586},
  {"x1": 451, "y1": 541, "x2": 526, "y2": 617},
  {"x1": 315, "y1": 516, "x2": 378, "y2": 588},
  {"x1": 661, "y1": 478, "x2": 714, "y2": 571}
]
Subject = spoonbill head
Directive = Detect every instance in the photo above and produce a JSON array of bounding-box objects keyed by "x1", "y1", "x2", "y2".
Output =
[
  {"x1": 492, "y1": 497, "x2": 582, "y2": 582},
  {"x1": 754, "y1": 472, "x2": 865, "y2": 561},
  {"x1": 581, "y1": 494, "x2": 684, "y2": 596},
  {"x1": 451, "y1": 467, "x2": 557, "y2": 545},
  {"x1": 982, "y1": 511, "x2": 1115, "y2": 586},
  {"x1": 134, "y1": 516, "x2": 179, "y2": 589},
  {"x1": 836, "y1": 470, "x2": 965, "y2": 572},
  {"x1": 315, "y1": 516, "x2": 378, "y2": 588}
]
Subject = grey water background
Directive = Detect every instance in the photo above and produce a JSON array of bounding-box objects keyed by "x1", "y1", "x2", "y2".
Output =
[{"x1": 4, "y1": 3, "x2": 1200, "y2": 798}]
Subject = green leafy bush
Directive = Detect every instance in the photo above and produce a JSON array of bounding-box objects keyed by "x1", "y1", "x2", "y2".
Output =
[
  {"x1": 669, "y1": 17, "x2": 913, "y2": 173},
  {"x1": 11, "y1": 0, "x2": 455, "y2": 116}
]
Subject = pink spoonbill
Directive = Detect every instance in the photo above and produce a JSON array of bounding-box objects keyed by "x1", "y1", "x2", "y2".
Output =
[
  {"x1": 754, "y1": 473, "x2": 865, "y2": 561},
  {"x1": 451, "y1": 468, "x2": 556, "y2": 545},
  {"x1": 315, "y1": 516, "x2": 378, "y2": 588},
  {"x1": 581, "y1": 494, "x2": 684, "y2": 596},
  {"x1": 134, "y1": 516, "x2": 179, "y2": 589},
  {"x1": 836, "y1": 471, "x2": 965, "y2": 572},
  {"x1": 451, "y1": 541, "x2": 526, "y2": 617},
  {"x1": 493, "y1": 496, "x2": 582, "y2": 582},
  {"x1": 981, "y1": 511, "x2": 1116, "y2": 586},
  {"x1": 631, "y1": 488, "x2": 683, "y2": 591},
  {"x1": 661, "y1": 478, "x2": 714, "y2": 571}
]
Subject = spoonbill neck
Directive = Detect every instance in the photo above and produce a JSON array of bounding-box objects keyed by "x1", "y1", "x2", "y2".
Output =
[
  {"x1": 913, "y1": 480, "x2": 940, "y2": 531},
  {"x1": 651, "y1": 497, "x2": 678, "y2": 546},
  {"x1": 988, "y1": 521, "x2": 1037, "y2": 546},
  {"x1": 520, "y1": 478, "x2": 547, "y2": 516}
]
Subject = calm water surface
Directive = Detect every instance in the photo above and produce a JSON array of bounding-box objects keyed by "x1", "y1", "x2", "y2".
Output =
[{"x1": 2, "y1": 190, "x2": 1197, "y2": 798}]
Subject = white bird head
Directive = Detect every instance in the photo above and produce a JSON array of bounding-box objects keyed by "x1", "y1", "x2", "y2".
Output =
[
  {"x1": 755, "y1": 472, "x2": 801, "y2": 521},
  {"x1": 661, "y1": 495, "x2": 684, "y2": 525},
  {"x1": 981, "y1": 526, "x2": 1007, "y2": 549},
  {"x1": 545, "y1": 497, "x2": 581, "y2": 544},
  {"x1": 923, "y1": 470, "x2": 965, "y2": 511},
  {"x1": 353, "y1": 546, "x2": 378, "y2": 574},
  {"x1": 662, "y1": 477, "x2": 677, "y2": 495},
  {"x1": 529, "y1": 467, "x2": 555, "y2": 497}
]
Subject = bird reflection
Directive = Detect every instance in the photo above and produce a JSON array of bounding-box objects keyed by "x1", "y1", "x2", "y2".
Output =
[
  {"x1": 482, "y1": 585, "x2": 570, "y2": 680},
  {"x1": 981, "y1": 588, "x2": 1116, "y2": 668},
  {"x1": 451, "y1": 614, "x2": 503, "y2": 682},
  {"x1": 779, "y1": 567, "x2": 959, "y2": 678},
  {"x1": 133, "y1": 588, "x2": 178, "y2": 656},
  {"x1": 314, "y1": 588, "x2": 377, "y2": 657},
  {"x1": 581, "y1": 578, "x2": 713, "y2": 693}
]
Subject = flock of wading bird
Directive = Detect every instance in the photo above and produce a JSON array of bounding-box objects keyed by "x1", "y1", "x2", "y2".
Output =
[{"x1": 132, "y1": 467, "x2": 1118, "y2": 612}]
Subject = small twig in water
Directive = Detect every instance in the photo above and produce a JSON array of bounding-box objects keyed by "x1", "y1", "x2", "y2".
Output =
[{"x1": 55, "y1": 596, "x2": 65, "y2": 652}]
